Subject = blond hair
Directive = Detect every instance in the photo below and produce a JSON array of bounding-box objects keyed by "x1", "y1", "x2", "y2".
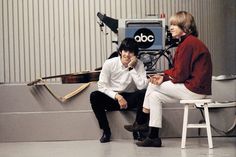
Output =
[{"x1": 170, "y1": 11, "x2": 198, "y2": 37}]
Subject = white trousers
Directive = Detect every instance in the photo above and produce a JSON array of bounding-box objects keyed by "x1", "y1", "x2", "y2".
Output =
[{"x1": 143, "y1": 81, "x2": 206, "y2": 128}]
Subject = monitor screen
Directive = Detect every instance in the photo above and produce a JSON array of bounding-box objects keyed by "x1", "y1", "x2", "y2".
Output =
[
  {"x1": 125, "y1": 27, "x2": 164, "y2": 50},
  {"x1": 119, "y1": 19, "x2": 165, "y2": 51}
]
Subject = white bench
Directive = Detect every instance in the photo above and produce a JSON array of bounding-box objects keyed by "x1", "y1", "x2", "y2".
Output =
[{"x1": 180, "y1": 99, "x2": 213, "y2": 149}]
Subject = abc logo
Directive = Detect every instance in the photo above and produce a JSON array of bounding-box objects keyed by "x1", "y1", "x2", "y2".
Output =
[{"x1": 134, "y1": 28, "x2": 155, "y2": 49}]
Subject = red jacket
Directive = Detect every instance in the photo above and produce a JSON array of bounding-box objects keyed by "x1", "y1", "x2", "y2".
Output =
[{"x1": 164, "y1": 35, "x2": 212, "y2": 95}]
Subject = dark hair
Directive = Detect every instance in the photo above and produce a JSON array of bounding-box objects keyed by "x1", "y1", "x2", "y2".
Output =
[
  {"x1": 118, "y1": 38, "x2": 139, "y2": 56},
  {"x1": 170, "y1": 11, "x2": 198, "y2": 37}
]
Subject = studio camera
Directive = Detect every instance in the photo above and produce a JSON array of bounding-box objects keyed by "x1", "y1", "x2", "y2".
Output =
[
  {"x1": 97, "y1": 12, "x2": 178, "y2": 49},
  {"x1": 97, "y1": 12, "x2": 178, "y2": 71}
]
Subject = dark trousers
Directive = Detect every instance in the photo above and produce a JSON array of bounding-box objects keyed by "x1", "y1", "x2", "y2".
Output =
[{"x1": 90, "y1": 89, "x2": 146, "y2": 132}]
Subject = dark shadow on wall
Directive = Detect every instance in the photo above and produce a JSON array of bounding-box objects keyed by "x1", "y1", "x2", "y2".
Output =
[{"x1": 213, "y1": 0, "x2": 236, "y2": 76}]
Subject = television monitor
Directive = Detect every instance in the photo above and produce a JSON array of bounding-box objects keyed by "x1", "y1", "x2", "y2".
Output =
[{"x1": 118, "y1": 19, "x2": 166, "y2": 51}]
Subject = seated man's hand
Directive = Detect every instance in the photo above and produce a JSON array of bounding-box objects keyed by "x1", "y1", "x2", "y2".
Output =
[
  {"x1": 128, "y1": 56, "x2": 137, "y2": 69},
  {"x1": 115, "y1": 94, "x2": 128, "y2": 109},
  {"x1": 150, "y1": 74, "x2": 164, "y2": 85}
]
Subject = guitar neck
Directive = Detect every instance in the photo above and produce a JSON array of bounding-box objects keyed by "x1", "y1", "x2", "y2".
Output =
[{"x1": 41, "y1": 73, "x2": 78, "y2": 80}]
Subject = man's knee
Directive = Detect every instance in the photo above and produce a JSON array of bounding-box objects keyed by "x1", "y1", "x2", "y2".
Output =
[
  {"x1": 150, "y1": 91, "x2": 160, "y2": 98},
  {"x1": 90, "y1": 91, "x2": 102, "y2": 105},
  {"x1": 149, "y1": 92, "x2": 162, "y2": 104}
]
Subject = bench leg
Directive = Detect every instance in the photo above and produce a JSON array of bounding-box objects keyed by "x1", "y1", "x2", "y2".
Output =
[
  {"x1": 203, "y1": 104, "x2": 213, "y2": 148},
  {"x1": 181, "y1": 104, "x2": 189, "y2": 148}
]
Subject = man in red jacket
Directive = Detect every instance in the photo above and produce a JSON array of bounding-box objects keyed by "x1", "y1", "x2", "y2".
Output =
[{"x1": 125, "y1": 11, "x2": 213, "y2": 147}]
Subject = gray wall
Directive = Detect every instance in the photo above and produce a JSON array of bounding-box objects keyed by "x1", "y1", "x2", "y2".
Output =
[
  {"x1": 213, "y1": 0, "x2": 236, "y2": 75},
  {"x1": 0, "y1": 0, "x2": 235, "y2": 83}
]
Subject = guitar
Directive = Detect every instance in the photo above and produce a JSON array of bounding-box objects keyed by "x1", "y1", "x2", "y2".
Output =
[
  {"x1": 27, "y1": 71, "x2": 100, "y2": 86},
  {"x1": 27, "y1": 71, "x2": 100, "y2": 102}
]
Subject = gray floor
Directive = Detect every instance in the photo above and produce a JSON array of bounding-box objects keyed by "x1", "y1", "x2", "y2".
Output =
[{"x1": 0, "y1": 137, "x2": 235, "y2": 157}]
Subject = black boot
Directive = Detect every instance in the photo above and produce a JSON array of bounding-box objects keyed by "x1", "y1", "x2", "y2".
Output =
[
  {"x1": 133, "y1": 131, "x2": 146, "y2": 141},
  {"x1": 100, "y1": 128, "x2": 111, "y2": 143},
  {"x1": 136, "y1": 127, "x2": 161, "y2": 147},
  {"x1": 124, "y1": 122, "x2": 149, "y2": 132},
  {"x1": 136, "y1": 137, "x2": 162, "y2": 147},
  {"x1": 100, "y1": 131, "x2": 111, "y2": 143}
]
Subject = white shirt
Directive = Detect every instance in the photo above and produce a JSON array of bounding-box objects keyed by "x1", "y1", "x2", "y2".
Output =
[{"x1": 98, "y1": 57, "x2": 149, "y2": 99}]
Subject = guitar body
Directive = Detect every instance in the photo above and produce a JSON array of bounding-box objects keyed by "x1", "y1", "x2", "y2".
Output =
[{"x1": 61, "y1": 71, "x2": 100, "y2": 83}]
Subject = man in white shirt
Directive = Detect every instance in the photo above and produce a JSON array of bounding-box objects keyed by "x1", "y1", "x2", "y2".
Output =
[{"x1": 90, "y1": 38, "x2": 149, "y2": 143}]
